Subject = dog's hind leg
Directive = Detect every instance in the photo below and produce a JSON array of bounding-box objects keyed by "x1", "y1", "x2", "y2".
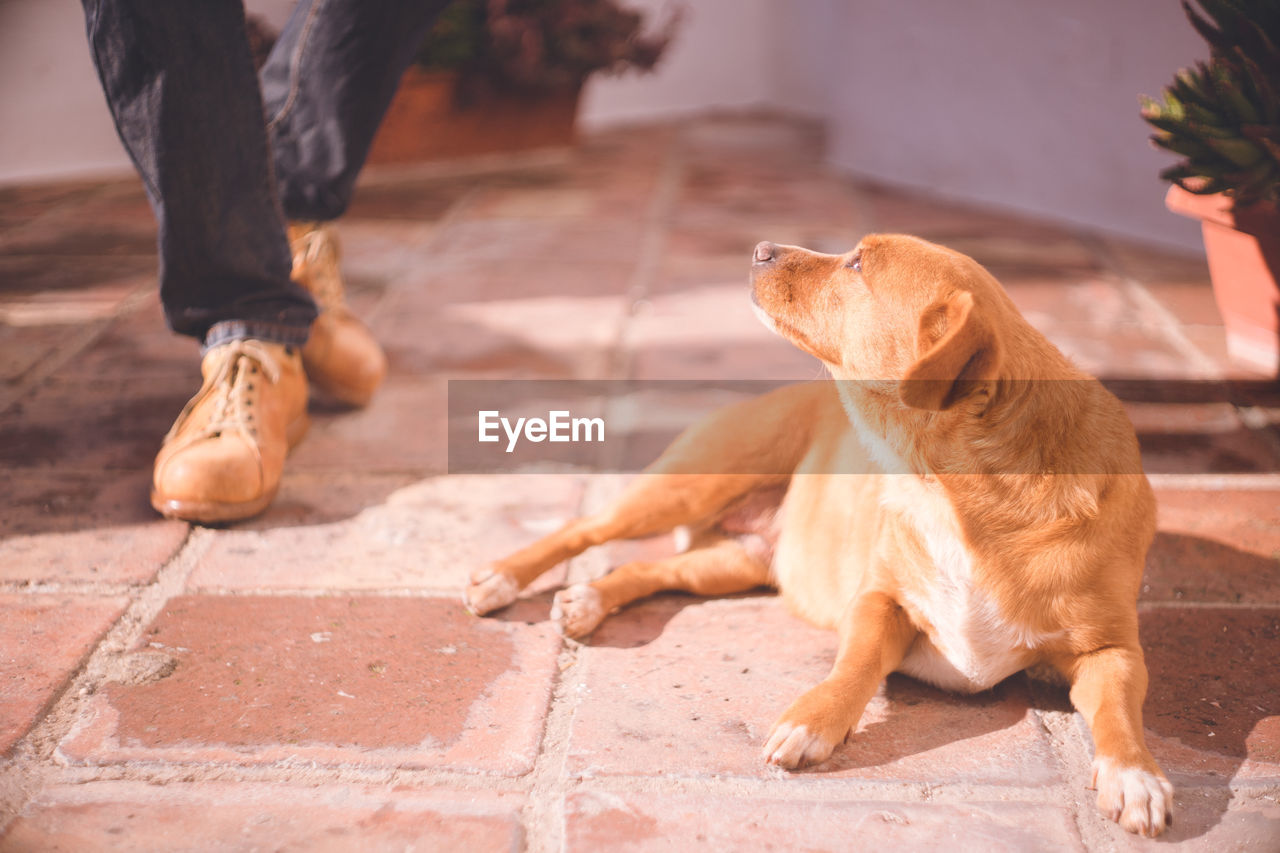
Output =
[
  {"x1": 466, "y1": 382, "x2": 829, "y2": 615},
  {"x1": 465, "y1": 472, "x2": 777, "y2": 615},
  {"x1": 551, "y1": 536, "x2": 771, "y2": 638}
]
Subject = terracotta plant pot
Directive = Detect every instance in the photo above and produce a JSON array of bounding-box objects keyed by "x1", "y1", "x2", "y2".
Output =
[
  {"x1": 1165, "y1": 184, "x2": 1280, "y2": 376},
  {"x1": 366, "y1": 68, "x2": 581, "y2": 166}
]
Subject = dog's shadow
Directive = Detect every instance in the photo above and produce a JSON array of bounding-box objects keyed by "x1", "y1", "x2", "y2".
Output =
[
  {"x1": 546, "y1": 530, "x2": 1278, "y2": 843},
  {"x1": 816, "y1": 674, "x2": 1041, "y2": 774}
]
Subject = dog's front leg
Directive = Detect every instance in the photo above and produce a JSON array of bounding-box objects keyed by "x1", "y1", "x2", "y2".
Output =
[
  {"x1": 763, "y1": 591, "x2": 916, "y2": 768},
  {"x1": 1061, "y1": 645, "x2": 1173, "y2": 836}
]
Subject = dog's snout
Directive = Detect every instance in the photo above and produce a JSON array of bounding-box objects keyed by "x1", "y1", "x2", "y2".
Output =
[{"x1": 753, "y1": 241, "x2": 776, "y2": 264}]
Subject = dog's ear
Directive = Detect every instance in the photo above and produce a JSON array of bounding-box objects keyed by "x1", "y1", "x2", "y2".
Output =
[{"x1": 899, "y1": 290, "x2": 1001, "y2": 410}]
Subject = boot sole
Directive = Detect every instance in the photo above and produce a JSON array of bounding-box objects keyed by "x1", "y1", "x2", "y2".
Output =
[
  {"x1": 309, "y1": 376, "x2": 378, "y2": 409},
  {"x1": 304, "y1": 352, "x2": 385, "y2": 409},
  {"x1": 150, "y1": 413, "x2": 311, "y2": 524}
]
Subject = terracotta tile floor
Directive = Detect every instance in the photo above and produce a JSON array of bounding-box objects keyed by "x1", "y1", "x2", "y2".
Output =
[{"x1": 2, "y1": 115, "x2": 1279, "y2": 851}]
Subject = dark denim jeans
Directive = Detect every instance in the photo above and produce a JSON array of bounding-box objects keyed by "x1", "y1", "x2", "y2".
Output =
[{"x1": 81, "y1": 0, "x2": 446, "y2": 346}]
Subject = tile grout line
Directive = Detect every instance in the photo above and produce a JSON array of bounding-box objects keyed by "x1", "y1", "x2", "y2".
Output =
[
  {"x1": 0, "y1": 524, "x2": 211, "y2": 824},
  {"x1": 1145, "y1": 472, "x2": 1280, "y2": 489},
  {"x1": 515, "y1": 636, "x2": 587, "y2": 853},
  {"x1": 1138, "y1": 600, "x2": 1280, "y2": 611},
  {"x1": 1120, "y1": 273, "x2": 1223, "y2": 378},
  {"x1": 0, "y1": 181, "x2": 124, "y2": 254},
  {"x1": 29, "y1": 756, "x2": 1111, "y2": 806},
  {"x1": 507, "y1": 128, "x2": 693, "y2": 848},
  {"x1": 609, "y1": 129, "x2": 686, "y2": 383},
  {"x1": 20, "y1": 470, "x2": 1277, "y2": 492},
  {"x1": 358, "y1": 185, "x2": 489, "y2": 331},
  {"x1": 20, "y1": 583, "x2": 1262, "y2": 610},
  {"x1": 526, "y1": 127, "x2": 688, "y2": 839},
  {"x1": 1087, "y1": 235, "x2": 1222, "y2": 380},
  {"x1": 56, "y1": 761, "x2": 537, "y2": 793},
  {"x1": 357, "y1": 149, "x2": 574, "y2": 187},
  {"x1": 1028, "y1": 678, "x2": 1115, "y2": 851},
  {"x1": 0, "y1": 279, "x2": 152, "y2": 417}
]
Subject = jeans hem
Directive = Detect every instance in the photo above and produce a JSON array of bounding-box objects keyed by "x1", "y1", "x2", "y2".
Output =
[{"x1": 203, "y1": 320, "x2": 311, "y2": 353}]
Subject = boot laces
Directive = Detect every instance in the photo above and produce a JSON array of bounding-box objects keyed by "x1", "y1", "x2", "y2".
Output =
[
  {"x1": 163, "y1": 340, "x2": 283, "y2": 449},
  {"x1": 291, "y1": 222, "x2": 346, "y2": 312}
]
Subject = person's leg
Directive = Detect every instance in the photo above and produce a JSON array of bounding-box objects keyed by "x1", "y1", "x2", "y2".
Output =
[
  {"x1": 80, "y1": 0, "x2": 313, "y2": 522},
  {"x1": 262, "y1": 0, "x2": 451, "y2": 221},
  {"x1": 81, "y1": 0, "x2": 316, "y2": 347},
  {"x1": 257, "y1": 0, "x2": 449, "y2": 406}
]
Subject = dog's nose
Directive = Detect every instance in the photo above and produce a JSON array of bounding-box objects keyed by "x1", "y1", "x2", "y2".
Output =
[{"x1": 753, "y1": 241, "x2": 775, "y2": 264}]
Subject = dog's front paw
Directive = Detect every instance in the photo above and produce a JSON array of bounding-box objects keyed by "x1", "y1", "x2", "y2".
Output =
[
  {"x1": 762, "y1": 721, "x2": 842, "y2": 769},
  {"x1": 550, "y1": 583, "x2": 606, "y2": 638},
  {"x1": 761, "y1": 683, "x2": 854, "y2": 769},
  {"x1": 464, "y1": 568, "x2": 519, "y2": 616},
  {"x1": 1091, "y1": 757, "x2": 1174, "y2": 837}
]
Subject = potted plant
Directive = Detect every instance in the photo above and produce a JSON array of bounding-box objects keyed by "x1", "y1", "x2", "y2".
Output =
[
  {"x1": 1140, "y1": 0, "x2": 1280, "y2": 375},
  {"x1": 366, "y1": 0, "x2": 681, "y2": 165}
]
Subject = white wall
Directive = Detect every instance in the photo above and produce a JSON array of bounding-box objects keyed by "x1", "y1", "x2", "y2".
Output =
[
  {"x1": 578, "y1": 0, "x2": 776, "y2": 128},
  {"x1": 0, "y1": 0, "x2": 1210, "y2": 249},
  {"x1": 578, "y1": 0, "x2": 838, "y2": 126},
  {"x1": 0, "y1": 0, "x2": 299, "y2": 185},
  {"x1": 579, "y1": 0, "x2": 1207, "y2": 250},
  {"x1": 817, "y1": 0, "x2": 1207, "y2": 249},
  {"x1": 0, "y1": 0, "x2": 777, "y2": 183},
  {"x1": 770, "y1": 0, "x2": 842, "y2": 120},
  {"x1": 0, "y1": 0, "x2": 132, "y2": 183}
]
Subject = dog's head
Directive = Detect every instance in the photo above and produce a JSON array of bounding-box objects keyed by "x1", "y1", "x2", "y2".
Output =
[{"x1": 750, "y1": 234, "x2": 1007, "y2": 411}]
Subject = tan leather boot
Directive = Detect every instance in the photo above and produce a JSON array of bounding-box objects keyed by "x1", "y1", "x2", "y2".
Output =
[
  {"x1": 288, "y1": 221, "x2": 387, "y2": 407},
  {"x1": 151, "y1": 339, "x2": 309, "y2": 523}
]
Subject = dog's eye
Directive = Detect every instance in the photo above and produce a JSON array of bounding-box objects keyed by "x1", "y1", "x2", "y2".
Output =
[{"x1": 846, "y1": 251, "x2": 862, "y2": 272}]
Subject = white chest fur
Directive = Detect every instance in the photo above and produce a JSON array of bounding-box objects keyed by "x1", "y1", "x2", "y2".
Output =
[
  {"x1": 843, "y1": 390, "x2": 912, "y2": 476},
  {"x1": 882, "y1": 479, "x2": 1054, "y2": 693}
]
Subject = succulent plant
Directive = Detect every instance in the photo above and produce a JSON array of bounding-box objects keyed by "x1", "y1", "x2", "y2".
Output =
[
  {"x1": 1140, "y1": 0, "x2": 1280, "y2": 206},
  {"x1": 415, "y1": 0, "x2": 683, "y2": 96}
]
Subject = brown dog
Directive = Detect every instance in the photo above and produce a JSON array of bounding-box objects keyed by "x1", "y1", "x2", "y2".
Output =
[{"x1": 465, "y1": 234, "x2": 1172, "y2": 836}]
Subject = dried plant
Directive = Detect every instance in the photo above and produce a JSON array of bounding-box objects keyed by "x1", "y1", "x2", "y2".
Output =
[{"x1": 415, "y1": 0, "x2": 683, "y2": 95}]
